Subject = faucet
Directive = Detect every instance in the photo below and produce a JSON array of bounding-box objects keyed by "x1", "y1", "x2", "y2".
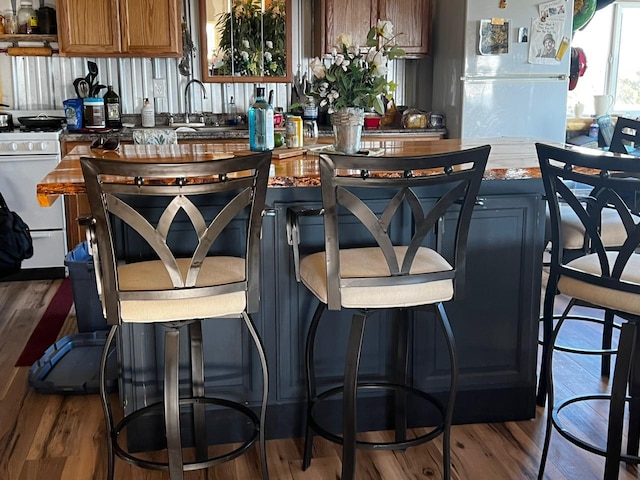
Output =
[{"x1": 184, "y1": 79, "x2": 207, "y2": 124}]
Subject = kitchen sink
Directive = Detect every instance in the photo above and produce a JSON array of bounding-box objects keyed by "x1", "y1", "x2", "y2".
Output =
[{"x1": 195, "y1": 125, "x2": 247, "y2": 132}]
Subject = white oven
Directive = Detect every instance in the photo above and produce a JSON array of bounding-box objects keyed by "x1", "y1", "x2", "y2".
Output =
[{"x1": 0, "y1": 118, "x2": 67, "y2": 276}]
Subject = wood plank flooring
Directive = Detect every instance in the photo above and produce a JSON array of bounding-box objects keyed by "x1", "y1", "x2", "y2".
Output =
[{"x1": 1, "y1": 277, "x2": 639, "y2": 479}]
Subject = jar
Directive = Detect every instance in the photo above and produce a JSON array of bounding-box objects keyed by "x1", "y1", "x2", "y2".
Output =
[
  {"x1": 17, "y1": 1, "x2": 37, "y2": 34},
  {"x1": 0, "y1": 13, "x2": 5, "y2": 34},
  {"x1": 83, "y1": 97, "x2": 106, "y2": 129},
  {"x1": 3, "y1": 10, "x2": 16, "y2": 34}
]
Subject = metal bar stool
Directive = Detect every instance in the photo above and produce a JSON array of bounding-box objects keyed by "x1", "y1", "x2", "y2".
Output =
[
  {"x1": 537, "y1": 142, "x2": 640, "y2": 479},
  {"x1": 288, "y1": 146, "x2": 490, "y2": 479},
  {"x1": 80, "y1": 152, "x2": 272, "y2": 480}
]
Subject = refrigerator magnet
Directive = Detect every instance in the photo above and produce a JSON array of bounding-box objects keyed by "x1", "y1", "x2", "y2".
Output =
[{"x1": 478, "y1": 19, "x2": 510, "y2": 55}]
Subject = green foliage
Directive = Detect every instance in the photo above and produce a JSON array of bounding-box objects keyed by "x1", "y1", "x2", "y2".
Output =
[
  {"x1": 307, "y1": 21, "x2": 405, "y2": 115},
  {"x1": 216, "y1": 0, "x2": 286, "y2": 77}
]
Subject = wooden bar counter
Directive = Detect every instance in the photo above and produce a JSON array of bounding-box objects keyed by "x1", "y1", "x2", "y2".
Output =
[
  {"x1": 37, "y1": 137, "x2": 548, "y2": 206},
  {"x1": 37, "y1": 137, "x2": 550, "y2": 448}
]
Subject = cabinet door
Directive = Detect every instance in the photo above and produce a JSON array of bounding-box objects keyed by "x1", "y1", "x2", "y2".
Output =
[
  {"x1": 315, "y1": 0, "x2": 378, "y2": 56},
  {"x1": 379, "y1": 0, "x2": 432, "y2": 56},
  {"x1": 57, "y1": 0, "x2": 122, "y2": 55},
  {"x1": 120, "y1": 0, "x2": 181, "y2": 57},
  {"x1": 57, "y1": 0, "x2": 181, "y2": 57}
]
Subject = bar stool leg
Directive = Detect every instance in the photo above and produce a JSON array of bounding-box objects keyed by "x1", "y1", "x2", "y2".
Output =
[
  {"x1": 537, "y1": 273, "x2": 560, "y2": 407},
  {"x1": 393, "y1": 309, "x2": 409, "y2": 445},
  {"x1": 601, "y1": 310, "x2": 615, "y2": 377},
  {"x1": 627, "y1": 330, "x2": 640, "y2": 457},
  {"x1": 164, "y1": 328, "x2": 184, "y2": 480},
  {"x1": 342, "y1": 312, "x2": 367, "y2": 480},
  {"x1": 604, "y1": 321, "x2": 636, "y2": 480},
  {"x1": 302, "y1": 302, "x2": 325, "y2": 470},
  {"x1": 436, "y1": 303, "x2": 457, "y2": 480},
  {"x1": 99, "y1": 324, "x2": 118, "y2": 480},
  {"x1": 189, "y1": 321, "x2": 208, "y2": 463},
  {"x1": 242, "y1": 311, "x2": 270, "y2": 480},
  {"x1": 538, "y1": 303, "x2": 566, "y2": 480}
]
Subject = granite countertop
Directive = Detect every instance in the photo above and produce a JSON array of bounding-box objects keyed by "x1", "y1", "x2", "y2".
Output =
[
  {"x1": 37, "y1": 137, "x2": 562, "y2": 208},
  {"x1": 61, "y1": 124, "x2": 447, "y2": 142}
]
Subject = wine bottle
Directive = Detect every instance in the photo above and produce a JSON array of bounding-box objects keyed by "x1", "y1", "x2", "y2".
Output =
[
  {"x1": 248, "y1": 87, "x2": 274, "y2": 152},
  {"x1": 103, "y1": 86, "x2": 122, "y2": 128}
]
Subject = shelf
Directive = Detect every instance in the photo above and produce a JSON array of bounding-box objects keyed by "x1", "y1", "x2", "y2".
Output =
[{"x1": 0, "y1": 34, "x2": 58, "y2": 43}]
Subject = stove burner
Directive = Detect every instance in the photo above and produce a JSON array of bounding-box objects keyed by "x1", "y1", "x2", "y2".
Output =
[{"x1": 19, "y1": 125, "x2": 63, "y2": 133}]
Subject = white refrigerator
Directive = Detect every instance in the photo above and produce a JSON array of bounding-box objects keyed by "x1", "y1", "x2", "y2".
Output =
[{"x1": 431, "y1": 0, "x2": 573, "y2": 142}]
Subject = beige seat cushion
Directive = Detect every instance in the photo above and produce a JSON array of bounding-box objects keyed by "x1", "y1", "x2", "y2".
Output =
[
  {"x1": 300, "y1": 246, "x2": 454, "y2": 309},
  {"x1": 116, "y1": 256, "x2": 246, "y2": 323},
  {"x1": 558, "y1": 251, "x2": 640, "y2": 316},
  {"x1": 549, "y1": 204, "x2": 639, "y2": 250}
]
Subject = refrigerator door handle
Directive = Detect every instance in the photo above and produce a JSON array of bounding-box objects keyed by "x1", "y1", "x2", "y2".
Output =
[{"x1": 461, "y1": 74, "x2": 567, "y2": 83}]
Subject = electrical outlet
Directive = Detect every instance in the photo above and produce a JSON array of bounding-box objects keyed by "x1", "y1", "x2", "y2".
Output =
[{"x1": 153, "y1": 79, "x2": 167, "y2": 98}]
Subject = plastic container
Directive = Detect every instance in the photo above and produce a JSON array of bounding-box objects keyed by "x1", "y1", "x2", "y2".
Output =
[
  {"x1": 17, "y1": 1, "x2": 36, "y2": 34},
  {"x1": 63, "y1": 98, "x2": 83, "y2": 131},
  {"x1": 64, "y1": 242, "x2": 108, "y2": 333},
  {"x1": 83, "y1": 97, "x2": 105, "y2": 129},
  {"x1": 141, "y1": 98, "x2": 155, "y2": 127}
]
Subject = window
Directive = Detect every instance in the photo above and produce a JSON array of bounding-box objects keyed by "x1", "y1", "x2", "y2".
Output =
[{"x1": 568, "y1": 1, "x2": 640, "y2": 118}]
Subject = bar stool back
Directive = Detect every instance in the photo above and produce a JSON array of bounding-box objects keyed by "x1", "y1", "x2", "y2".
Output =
[
  {"x1": 288, "y1": 146, "x2": 489, "y2": 479},
  {"x1": 80, "y1": 152, "x2": 271, "y2": 480},
  {"x1": 537, "y1": 143, "x2": 640, "y2": 479}
]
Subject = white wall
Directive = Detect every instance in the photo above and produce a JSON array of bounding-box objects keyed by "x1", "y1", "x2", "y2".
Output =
[{"x1": 0, "y1": 0, "x2": 431, "y2": 114}]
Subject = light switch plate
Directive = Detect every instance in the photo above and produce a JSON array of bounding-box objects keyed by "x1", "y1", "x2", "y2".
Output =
[{"x1": 153, "y1": 78, "x2": 167, "y2": 98}]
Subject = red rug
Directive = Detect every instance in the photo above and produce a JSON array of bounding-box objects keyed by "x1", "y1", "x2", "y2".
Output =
[{"x1": 15, "y1": 278, "x2": 73, "y2": 367}]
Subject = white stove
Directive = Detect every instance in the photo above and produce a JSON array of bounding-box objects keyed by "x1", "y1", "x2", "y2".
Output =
[
  {"x1": 0, "y1": 129, "x2": 62, "y2": 156},
  {"x1": 0, "y1": 110, "x2": 67, "y2": 278}
]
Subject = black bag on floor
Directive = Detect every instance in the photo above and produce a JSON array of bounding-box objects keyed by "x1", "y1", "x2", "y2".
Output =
[{"x1": 0, "y1": 192, "x2": 33, "y2": 276}]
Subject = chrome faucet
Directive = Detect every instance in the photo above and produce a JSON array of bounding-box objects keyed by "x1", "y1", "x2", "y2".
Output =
[{"x1": 184, "y1": 79, "x2": 207, "y2": 124}]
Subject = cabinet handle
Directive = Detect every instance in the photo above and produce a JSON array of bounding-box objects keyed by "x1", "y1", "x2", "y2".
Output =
[{"x1": 262, "y1": 207, "x2": 277, "y2": 217}]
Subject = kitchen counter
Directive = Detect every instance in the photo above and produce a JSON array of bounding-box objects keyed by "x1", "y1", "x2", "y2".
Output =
[
  {"x1": 60, "y1": 124, "x2": 447, "y2": 143},
  {"x1": 38, "y1": 136, "x2": 551, "y2": 207},
  {"x1": 37, "y1": 135, "x2": 549, "y2": 448}
]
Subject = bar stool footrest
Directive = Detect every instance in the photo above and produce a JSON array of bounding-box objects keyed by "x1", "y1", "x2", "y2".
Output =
[
  {"x1": 112, "y1": 396, "x2": 260, "y2": 472},
  {"x1": 309, "y1": 381, "x2": 447, "y2": 451},
  {"x1": 552, "y1": 392, "x2": 640, "y2": 464}
]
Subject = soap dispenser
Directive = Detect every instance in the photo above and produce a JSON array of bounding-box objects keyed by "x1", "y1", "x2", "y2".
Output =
[{"x1": 141, "y1": 98, "x2": 155, "y2": 128}]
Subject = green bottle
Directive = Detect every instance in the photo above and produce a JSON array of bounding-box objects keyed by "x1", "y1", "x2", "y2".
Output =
[{"x1": 103, "y1": 85, "x2": 122, "y2": 128}]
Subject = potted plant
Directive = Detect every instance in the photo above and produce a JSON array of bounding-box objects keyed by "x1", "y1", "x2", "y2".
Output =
[{"x1": 306, "y1": 20, "x2": 404, "y2": 153}]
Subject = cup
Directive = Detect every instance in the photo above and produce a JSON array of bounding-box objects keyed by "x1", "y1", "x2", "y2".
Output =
[{"x1": 594, "y1": 94, "x2": 614, "y2": 117}]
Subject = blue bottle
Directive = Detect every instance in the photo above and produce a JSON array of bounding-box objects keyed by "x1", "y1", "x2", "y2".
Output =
[{"x1": 248, "y1": 87, "x2": 275, "y2": 152}]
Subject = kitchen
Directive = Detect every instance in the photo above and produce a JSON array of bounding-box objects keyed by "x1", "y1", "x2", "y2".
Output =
[{"x1": 3, "y1": 0, "x2": 636, "y2": 478}]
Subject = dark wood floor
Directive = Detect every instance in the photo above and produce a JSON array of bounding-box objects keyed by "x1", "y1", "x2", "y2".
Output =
[{"x1": 0, "y1": 276, "x2": 638, "y2": 479}]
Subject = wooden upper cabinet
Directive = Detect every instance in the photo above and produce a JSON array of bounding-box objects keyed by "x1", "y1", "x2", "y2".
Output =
[
  {"x1": 379, "y1": 0, "x2": 432, "y2": 57},
  {"x1": 57, "y1": 0, "x2": 181, "y2": 57},
  {"x1": 314, "y1": 0, "x2": 432, "y2": 57}
]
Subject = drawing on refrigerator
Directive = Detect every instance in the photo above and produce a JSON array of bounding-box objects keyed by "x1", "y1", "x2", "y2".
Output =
[{"x1": 432, "y1": 0, "x2": 573, "y2": 142}]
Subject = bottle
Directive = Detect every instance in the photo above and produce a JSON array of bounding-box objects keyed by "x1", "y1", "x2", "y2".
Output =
[
  {"x1": 589, "y1": 121, "x2": 599, "y2": 140},
  {"x1": 103, "y1": 86, "x2": 122, "y2": 128},
  {"x1": 285, "y1": 115, "x2": 303, "y2": 148},
  {"x1": 141, "y1": 98, "x2": 155, "y2": 128},
  {"x1": 227, "y1": 96, "x2": 238, "y2": 125},
  {"x1": 17, "y1": 1, "x2": 36, "y2": 34},
  {"x1": 248, "y1": 87, "x2": 274, "y2": 152}
]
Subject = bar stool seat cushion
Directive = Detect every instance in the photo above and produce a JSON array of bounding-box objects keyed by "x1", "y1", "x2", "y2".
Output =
[
  {"x1": 300, "y1": 246, "x2": 454, "y2": 309},
  {"x1": 558, "y1": 252, "x2": 640, "y2": 315},
  {"x1": 549, "y1": 204, "x2": 639, "y2": 250},
  {"x1": 117, "y1": 256, "x2": 246, "y2": 322}
]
